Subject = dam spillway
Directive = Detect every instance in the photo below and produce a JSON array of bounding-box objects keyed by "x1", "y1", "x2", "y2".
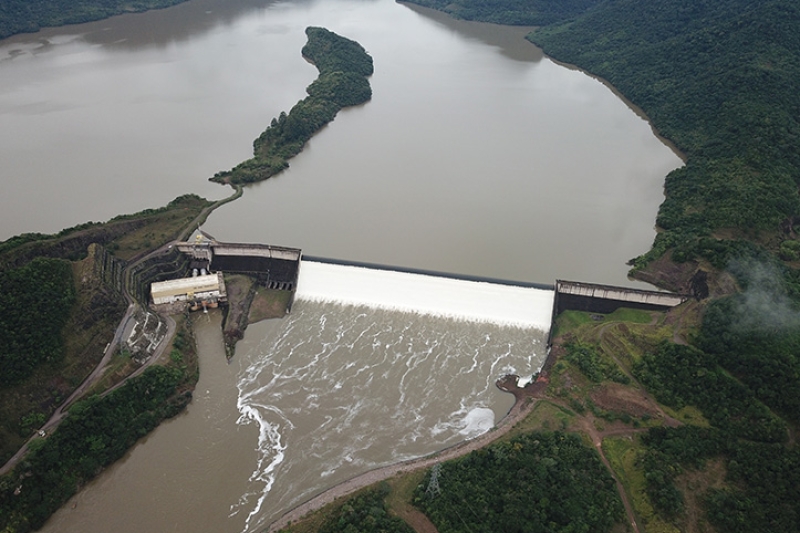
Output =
[
  {"x1": 295, "y1": 260, "x2": 555, "y2": 329},
  {"x1": 232, "y1": 260, "x2": 555, "y2": 531}
]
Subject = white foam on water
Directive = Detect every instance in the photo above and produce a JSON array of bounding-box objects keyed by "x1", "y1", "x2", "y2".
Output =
[
  {"x1": 517, "y1": 375, "x2": 533, "y2": 387},
  {"x1": 459, "y1": 407, "x2": 496, "y2": 438},
  {"x1": 296, "y1": 261, "x2": 555, "y2": 330},
  {"x1": 233, "y1": 265, "x2": 555, "y2": 531}
]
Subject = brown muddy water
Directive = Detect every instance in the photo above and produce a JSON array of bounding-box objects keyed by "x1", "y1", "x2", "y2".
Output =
[{"x1": 0, "y1": 0, "x2": 684, "y2": 531}]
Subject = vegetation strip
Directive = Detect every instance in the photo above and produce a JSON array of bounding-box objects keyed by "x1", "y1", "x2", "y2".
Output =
[
  {"x1": 211, "y1": 27, "x2": 373, "y2": 185},
  {"x1": 3, "y1": 2, "x2": 800, "y2": 533},
  {"x1": 0, "y1": 0, "x2": 191, "y2": 40},
  {"x1": 0, "y1": 26, "x2": 375, "y2": 531}
]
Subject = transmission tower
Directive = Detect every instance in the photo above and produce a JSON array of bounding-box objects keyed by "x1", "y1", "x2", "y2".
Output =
[{"x1": 425, "y1": 463, "x2": 442, "y2": 498}]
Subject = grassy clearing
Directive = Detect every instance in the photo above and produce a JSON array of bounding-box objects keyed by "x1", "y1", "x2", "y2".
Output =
[
  {"x1": 662, "y1": 405, "x2": 710, "y2": 427},
  {"x1": 607, "y1": 308, "x2": 656, "y2": 324},
  {"x1": 505, "y1": 400, "x2": 577, "y2": 439},
  {"x1": 107, "y1": 196, "x2": 210, "y2": 260},
  {"x1": 384, "y1": 470, "x2": 427, "y2": 524},
  {"x1": 249, "y1": 289, "x2": 292, "y2": 322},
  {"x1": 602, "y1": 436, "x2": 680, "y2": 533},
  {"x1": 552, "y1": 310, "x2": 599, "y2": 338}
]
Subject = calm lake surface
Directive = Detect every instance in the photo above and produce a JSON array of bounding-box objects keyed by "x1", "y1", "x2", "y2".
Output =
[{"x1": 0, "y1": 0, "x2": 682, "y2": 531}]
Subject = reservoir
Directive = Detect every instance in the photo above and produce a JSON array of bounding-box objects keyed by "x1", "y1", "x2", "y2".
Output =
[{"x1": 0, "y1": 0, "x2": 682, "y2": 531}]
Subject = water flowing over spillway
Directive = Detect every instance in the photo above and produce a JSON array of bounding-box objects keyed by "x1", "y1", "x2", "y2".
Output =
[
  {"x1": 296, "y1": 260, "x2": 554, "y2": 329},
  {"x1": 232, "y1": 262, "x2": 554, "y2": 531}
]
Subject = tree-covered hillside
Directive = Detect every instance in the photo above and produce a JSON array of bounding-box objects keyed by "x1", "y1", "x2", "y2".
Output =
[
  {"x1": 400, "y1": 0, "x2": 603, "y2": 26},
  {"x1": 0, "y1": 0, "x2": 188, "y2": 39},
  {"x1": 529, "y1": 0, "x2": 800, "y2": 276},
  {"x1": 406, "y1": 0, "x2": 800, "y2": 290},
  {"x1": 0, "y1": 258, "x2": 75, "y2": 387},
  {"x1": 397, "y1": 2, "x2": 800, "y2": 532},
  {"x1": 415, "y1": 432, "x2": 624, "y2": 533}
]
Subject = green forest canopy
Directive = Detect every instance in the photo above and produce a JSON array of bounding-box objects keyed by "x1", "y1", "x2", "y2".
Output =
[
  {"x1": 0, "y1": 0, "x2": 189, "y2": 39},
  {"x1": 0, "y1": 258, "x2": 75, "y2": 387},
  {"x1": 415, "y1": 431, "x2": 624, "y2": 533},
  {"x1": 211, "y1": 27, "x2": 373, "y2": 186},
  {"x1": 407, "y1": 0, "x2": 800, "y2": 275}
]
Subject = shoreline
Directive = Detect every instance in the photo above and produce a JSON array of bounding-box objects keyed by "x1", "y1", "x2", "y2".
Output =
[
  {"x1": 538, "y1": 52, "x2": 687, "y2": 165},
  {"x1": 267, "y1": 375, "x2": 541, "y2": 532}
]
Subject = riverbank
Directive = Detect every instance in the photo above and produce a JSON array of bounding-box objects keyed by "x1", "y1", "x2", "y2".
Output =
[
  {"x1": 0, "y1": 0, "x2": 190, "y2": 40},
  {"x1": 211, "y1": 27, "x2": 373, "y2": 186},
  {"x1": 269, "y1": 377, "x2": 542, "y2": 532}
]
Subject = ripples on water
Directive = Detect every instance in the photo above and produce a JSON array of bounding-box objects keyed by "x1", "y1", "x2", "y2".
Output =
[{"x1": 232, "y1": 299, "x2": 548, "y2": 531}]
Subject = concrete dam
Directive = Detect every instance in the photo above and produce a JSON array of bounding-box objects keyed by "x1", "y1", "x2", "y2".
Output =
[
  {"x1": 150, "y1": 235, "x2": 687, "y2": 346},
  {"x1": 139, "y1": 238, "x2": 690, "y2": 532}
]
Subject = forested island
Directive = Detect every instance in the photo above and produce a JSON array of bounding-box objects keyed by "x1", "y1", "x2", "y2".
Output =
[
  {"x1": 211, "y1": 26, "x2": 374, "y2": 186},
  {"x1": 1, "y1": 1, "x2": 800, "y2": 533},
  {"x1": 276, "y1": 1, "x2": 800, "y2": 532}
]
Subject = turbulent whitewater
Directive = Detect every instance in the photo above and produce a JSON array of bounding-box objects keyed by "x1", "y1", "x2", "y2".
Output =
[{"x1": 232, "y1": 262, "x2": 554, "y2": 531}]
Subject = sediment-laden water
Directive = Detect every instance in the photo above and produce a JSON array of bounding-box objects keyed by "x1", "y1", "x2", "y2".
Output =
[
  {"x1": 234, "y1": 300, "x2": 549, "y2": 531},
  {"x1": 230, "y1": 262, "x2": 553, "y2": 530},
  {"x1": 5, "y1": 0, "x2": 684, "y2": 531}
]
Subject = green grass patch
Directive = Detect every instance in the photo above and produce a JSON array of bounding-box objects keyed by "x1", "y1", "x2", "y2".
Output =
[
  {"x1": 552, "y1": 310, "x2": 600, "y2": 338},
  {"x1": 606, "y1": 307, "x2": 655, "y2": 324},
  {"x1": 602, "y1": 436, "x2": 680, "y2": 533},
  {"x1": 662, "y1": 405, "x2": 710, "y2": 427},
  {"x1": 506, "y1": 400, "x2": 577, "y2": 438}
]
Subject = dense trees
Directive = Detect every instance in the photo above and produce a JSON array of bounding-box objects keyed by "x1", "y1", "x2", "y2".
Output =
[
  {"x1": 414, "y1": 431, "x2": 624, "y2": 533},
  {"x1": 212, "y1": 27, "x2": 373, "y2": 186},
  {"x1": 0, "y1": 258, "x2": 75, "y2": 387},
  {"x1": 527, "y1": 0, "x2": 800, "y2": 269},
  {"x1": 634, "y1": 342, "x2": 787, "y2": 443},
  {"x1": 0, "y1": 365, "x2": 191, "y2": 532},
  {"x1": 698, "y1": 294, "x2": 800, "y2": 424},
  {"x1": 310, "y1": 484, "x2": 414, "y2": 533},
  {"x1": 641, "y1": 425, "x2": 800, "y2": 533},
  {"x1": 0, "y1": 0, "x2": 188, "y2": 39},
  {"x1": 404, "y1": 0, "x2": 603, "y2": 26}
]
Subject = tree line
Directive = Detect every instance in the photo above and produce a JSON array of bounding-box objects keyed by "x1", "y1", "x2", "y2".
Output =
[
  {"x1": 413, "y1": 431, "x2": 624, "y2": 533},
  {"x1": 0, "y1": 0, "x2": 189, "y2": 40},
  {"x1": 0, "y1": 364, "x2": 192, "y2": 532},
  {"x1": 403, "y1": 0, "x2": 604, "y2": 26},
  {"x1": 211, "y1": 27, "x2": 373, "y2": 186},
  {"x1": 0, "y1": 258, "x2": 75, "y2": 387}
]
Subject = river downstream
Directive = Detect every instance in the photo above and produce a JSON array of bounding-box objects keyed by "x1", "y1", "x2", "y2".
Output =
[{"x1": 0, "y1": 0, "x2": 683, "y2": 532}]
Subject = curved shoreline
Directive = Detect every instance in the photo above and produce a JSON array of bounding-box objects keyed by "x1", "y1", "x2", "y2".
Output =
[{"x1": 267, "y1": 376, "x2": 538, "y2": 532}]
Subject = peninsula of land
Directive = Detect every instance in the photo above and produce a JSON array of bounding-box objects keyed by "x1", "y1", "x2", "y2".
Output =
[{"x1": 1, "y1": 2, "x2": 800, "y2": 533}]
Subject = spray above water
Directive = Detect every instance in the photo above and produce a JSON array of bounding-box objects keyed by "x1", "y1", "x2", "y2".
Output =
[
  {"x1": 296, "y1": 261, "x2": 555, "y2": 329},
  {"x1": 232, "y1": 262, "x2": 555, "y2": 531}
]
